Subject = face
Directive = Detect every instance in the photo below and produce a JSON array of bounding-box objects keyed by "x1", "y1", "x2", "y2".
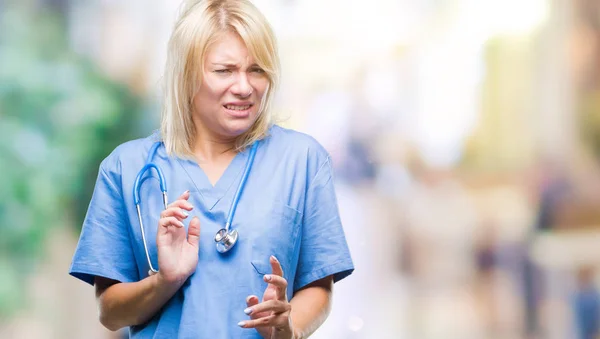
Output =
[{"x1": 192, "y1": 31, "x2": 269, "y2": 141}]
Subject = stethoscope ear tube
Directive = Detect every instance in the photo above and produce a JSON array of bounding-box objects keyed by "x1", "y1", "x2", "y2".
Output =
[{"x1": 137, "y1": 203, "x2": 159, "y2": 275}]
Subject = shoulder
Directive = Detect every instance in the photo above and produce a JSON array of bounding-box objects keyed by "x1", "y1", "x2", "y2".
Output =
[
  {"x1": 262, "y1": 125, "x2": 333, "y2": 181},
  {"x1": 265, "y1": 125, "x2": 330, "y2": 161},
  {"x1": 99, "y1": 131, "x2": 159, "y2": 176}
]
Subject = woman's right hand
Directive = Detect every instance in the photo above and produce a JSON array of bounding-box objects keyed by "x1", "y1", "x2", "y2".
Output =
[{"x1": 156, "y1": 190, "x2": 201, "y2": 285}]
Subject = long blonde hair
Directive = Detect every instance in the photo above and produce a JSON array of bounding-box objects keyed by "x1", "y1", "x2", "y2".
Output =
[{"x1": 160, "y1": 0, "x2": 280, "y2": 157}]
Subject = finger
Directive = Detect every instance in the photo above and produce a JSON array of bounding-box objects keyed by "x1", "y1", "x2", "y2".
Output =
[
  {"x1": 244, "y1": 300, "x2": 289, "y2": 316},
  {"x1": 245, "y1": 295, "x2": 269, "y2": 319},
  {"x1": 246, "y1": 295, "x2": 260, "y2": 308},
  {"x1": 264, "y1": 274, "x2": 287, "y2": 300},
  {"x1": 270, "y1": 255, "x2": 284, "y2": 277},
  {"x1": 177, "y1": 190, "x2": 190, "y2": 200},
  {"x1": 160, "y1": 206, "x2": 190, "y2": 220},
  {"x1": 167, "y1": 194, "x2": 194, "y2": 210},
  {"x1": 167, "y1": 199, "x2": 194, "y2": 211},
  {"x1": 238, "y1": 314, "x2": 278, "y2": 329},
  {"x1": 159, "y1": 216, "x2": 184, "y2": 228},
  {"x1": 187, "y1": 217, "x2": 201, "y2": 246},
  {"x1": 165, "y1": 190, "x2": 190, "y2": 208}
]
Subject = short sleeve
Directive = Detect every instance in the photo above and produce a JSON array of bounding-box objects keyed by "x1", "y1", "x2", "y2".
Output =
[
  {"x1": 69, "y1": 159, "x2": 139, "y2": 285},
  {"x1": 294, "y1": 155, "x2": 354, "y2": 291}
]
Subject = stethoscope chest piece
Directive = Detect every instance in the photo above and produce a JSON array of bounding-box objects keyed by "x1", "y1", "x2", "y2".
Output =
[{"x1": 215, "y1": 228, "x2": 238, "y2": 253}]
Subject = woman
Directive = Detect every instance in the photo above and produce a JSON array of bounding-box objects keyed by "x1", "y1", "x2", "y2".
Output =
[{"x1": 69, "y1": 0, "x2": 354, "y2": 338}]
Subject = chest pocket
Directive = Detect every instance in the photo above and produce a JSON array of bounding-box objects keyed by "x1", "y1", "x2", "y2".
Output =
[{"x1": 247, "y1": 201, "x2": 302, "y2": 281}]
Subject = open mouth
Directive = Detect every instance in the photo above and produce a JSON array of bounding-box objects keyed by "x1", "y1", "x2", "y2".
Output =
[{"x1": 223, "y1": 104, "x2": 252, "y2": 111}]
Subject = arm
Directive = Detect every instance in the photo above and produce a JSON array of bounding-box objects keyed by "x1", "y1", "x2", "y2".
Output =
[
  {"x1": 94, "y1": 191, "x2": 201, "y2": 331},
  {"x1": 240, "y1": 257, "x2": 334, "y2": 339},
  {"x1": 289, "y1": 276, "x2": 333, "y2": 339},
  {"x1": 94, "y1": 274, "x2": 184, "y2": 331}
]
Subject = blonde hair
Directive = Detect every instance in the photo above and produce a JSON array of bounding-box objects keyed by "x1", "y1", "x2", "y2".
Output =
[{"x1": 160, "y1": 0, "x2": 280, "y2": 157}]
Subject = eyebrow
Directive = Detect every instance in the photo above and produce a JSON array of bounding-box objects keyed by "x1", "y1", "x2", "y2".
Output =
[
  {"x1": 211, "y1": 62, "x2": 238, "y2": 67},
  {"x1": 211, "y1": 62, "x2": 260, "y2": 68}
]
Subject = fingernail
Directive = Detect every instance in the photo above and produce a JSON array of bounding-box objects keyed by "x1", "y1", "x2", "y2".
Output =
[
  {"x1": 264, "y1": 275, "x2": 271, "y2": 281},
  {"x1": 183, "y1": 190, "x2": 189, "y2": 194},
  {"x1": 271, "y1": 255, "x2": 279, "y2": 262},
  {"x1": 182, "y1": 210, "x2": 189, "y2": 217},
  {"x1": 244, "y1": 307, "x2": 252, "y2": 315},
  {"x1": 237, "y1": 321, "x2": 246, "y2": 327}
]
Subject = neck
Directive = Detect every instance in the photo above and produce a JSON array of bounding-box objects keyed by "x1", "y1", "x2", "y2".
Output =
[
  {"x1": 191, "y1": 118, "x2": 238, "y2": 162},
  {"x1": 192, "y1": 135, "x2": 237, "y2": 162}
]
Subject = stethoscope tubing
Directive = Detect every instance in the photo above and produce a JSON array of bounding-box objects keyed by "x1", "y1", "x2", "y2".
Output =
[{"x1": 133, "y1": 140, "x2": 258, "y2": 274}]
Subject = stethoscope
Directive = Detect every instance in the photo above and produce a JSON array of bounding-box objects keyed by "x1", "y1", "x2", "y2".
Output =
[{"x1": 133, "y1": 141, "x2": 258, "y2": 275}]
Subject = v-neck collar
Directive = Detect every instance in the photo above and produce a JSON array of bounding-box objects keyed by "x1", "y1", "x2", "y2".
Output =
[{"x1": 176, "y1": 149, "x2": 249, "y2": 210}]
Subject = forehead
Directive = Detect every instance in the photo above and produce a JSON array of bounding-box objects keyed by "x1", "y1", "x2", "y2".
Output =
[{"x1": 205, "y1": 31, "x2": 254, "y2": 64}]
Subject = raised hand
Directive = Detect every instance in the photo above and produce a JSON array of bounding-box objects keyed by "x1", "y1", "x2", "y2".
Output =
[
  {"x1": 240, "y1": 256, "x2": 295, "y2": 339},
  {"x1": 156, "y1": 190, "x2": 201, "y2": 286}
]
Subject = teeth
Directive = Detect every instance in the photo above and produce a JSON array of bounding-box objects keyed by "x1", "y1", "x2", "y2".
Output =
[{"x1": 225, "y1": 105, "x2": 250, "y2": 111}]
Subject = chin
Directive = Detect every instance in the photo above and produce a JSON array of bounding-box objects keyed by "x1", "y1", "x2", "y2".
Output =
[{"x1": 221, "y1": 119, "x2": 255, "y2": 138}]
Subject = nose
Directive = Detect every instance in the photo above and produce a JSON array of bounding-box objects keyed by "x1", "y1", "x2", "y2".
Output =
[{"x1": 231, "y1": 72, "x2": 253, "y2": 98}]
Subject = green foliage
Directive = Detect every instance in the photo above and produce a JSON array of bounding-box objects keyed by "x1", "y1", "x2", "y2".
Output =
[{"x1": 0, "y1": 5, "x2": 147, "y2": 317}]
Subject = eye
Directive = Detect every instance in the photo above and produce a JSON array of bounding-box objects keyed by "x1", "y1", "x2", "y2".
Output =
[
  {"x1": 250, "y1": 67, "x2": 265, "y2": 74},
  {"x1": 214, "y1": 69, "x2": 232, "y2": 74}
]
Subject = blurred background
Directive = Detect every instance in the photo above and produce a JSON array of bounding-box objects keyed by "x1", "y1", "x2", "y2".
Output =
[{"x1": 2, "y1": 0, "x2": 600, "y2": 338}]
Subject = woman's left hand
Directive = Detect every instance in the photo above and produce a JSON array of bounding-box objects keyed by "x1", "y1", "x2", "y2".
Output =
[{"x1": 239, "y1": 255, "x2": 295, "y2": 339}]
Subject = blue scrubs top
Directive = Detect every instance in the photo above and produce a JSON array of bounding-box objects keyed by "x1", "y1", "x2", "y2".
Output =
[{"x1": 69, "y1": 125, "x2": 354, "y2": 338}]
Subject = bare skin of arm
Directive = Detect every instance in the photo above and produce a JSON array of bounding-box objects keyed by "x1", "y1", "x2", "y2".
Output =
[
  {"x1": 94, "y1": 274, "x2": 184, "y2": 331},
  {"x1": 288, "y1": 276, "x2": 333, "y2": 339}
]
